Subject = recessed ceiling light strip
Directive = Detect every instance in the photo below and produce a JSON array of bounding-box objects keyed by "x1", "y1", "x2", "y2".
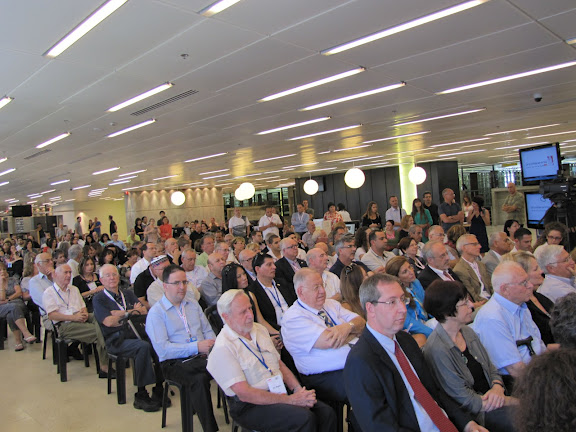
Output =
[
  {"x1": 185, "y1": 153, "x2": 227, "y2": 163},
  {"x1": 254, "y1": 154, "x2": 297, "y2": 163},
  {"x1": 393, "y1": 108, "x2": 486, "y2": 127},
  {"x1": 287, "y1": 125, "x2": 361, "y2": 141},
  {"x1": 300, "y1": 83, "x2": 405, "y2": 111},
  {"x1": 484, "y1": 123, "x2": 560, "y2": 136},
  {"x1": 36, "y1": 132, "x2": 71, "y2": 149},
  {"x1": 0, "y1": 96, "x2": 14, "y2": 110},
  {"x1": 107, "y1": 83, "x2": 173, "y2": 112},
  {"x1": 92, "y1": 167, "x2": 120, "y2": 175},
  {"x1": 200, "y1": 0, "x2": 242, "y2": 17},
  {"x1": 363, "y1": 131, "x2": 430, "y2": 144},
  {"x1": 256, "y1": 117, "x2": 331, "y2": 135},
  {"x1": 107, "y1": 119, "x2": 156, "y2": 138}
]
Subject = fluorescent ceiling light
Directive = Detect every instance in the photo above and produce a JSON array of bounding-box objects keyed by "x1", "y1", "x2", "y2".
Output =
[
  {"x1": 216, "y1": 183, "x2": 233, "y2": 186},
  {"x1": 0, "y1": 182, "x2": 9, "y2": 187},
  {"x1": 322, "y1": 0, "x2": 489, "y2": 55},
  {"x1": 185, "y1": 152, "x2": 227, "y2": 163},
  {"x1": 49, "y1": 196, "x2": 61, "y2": 200},
  {"x1": 300, "y1": 83, "x2": 405, "y2": 111},
  {"x1": 107, "y1": 83, "x2": 173, "y2": 112},
  {"x1": 339, "y1": 155, "x2": 384, "y2": 163},
  {"x1": 65, "y1": 199, "x2": 76, "y2": 202},
  {"x1": 264, "y1": 168, "x2": 296, "y2": 174},
  {"x1": 333, "y1": 144, "x2": 372, "y2": 152},
  {"x1": 107, "y1": 119, "x2": 156, "y2": 138},
  {"x1": 0, "y1": 158, "x2": 7, "y2": 164},
  {"x1": 200, "y1": 0, "x2": 242, "y2": 17},
  {"x1": 355, "y1": 162, "x2": 390, "y2": 168},
  {"x1": 363, "y1": 131, "x2": 430, "y2": 144},
  {"x1": 5, "y1": 198, "x2": 16, "y2": 202},
  {"x1": 114, "y1": 175, "x2": 137, "y2": 180},
  {"x1": 267, "y1": 178, "x2": 288, "y2": 182},
  {"x1": 494, "y1": 142, "x2": 547, "y2": 150},
  {"x1": 259, "y1": 68, "x2": 365, "y2": 102},
  {"x1": 93, "y1": 167, "x2": 120, "y2": 175},
  {"x1": 288, "y1": 125, "x2": 361, "y2": 141},
  {"x1": 254, "y1": 154, "x2": 297, "y2": 163},
  {"x1": 282, "y1": 162, "x2": 319, "y2": 169},
  {"x1": 152, "y1": 175, "x2": 178, "y2": 181},
  {"x1": 250, "y1": 176, "x2": 280, "y2": 181},
  {"x1": 36, "y1": 132, "x2": 71, "y2": 149},
  {"x1": 199, "y1": 169, "x2": 229, "y2": 175},
  {"x1": 8, "y1": 200, "x2": 19, "y2": 203},
  {"x1": 484, "y1": 123, "x2": 560, "y2": 136},
  {"x1": 119, "y1": 170, "x2": 146, "y2": 177},
  {"x1": 256, "y1": 117, "x2": 331, "y2": 135},
  {"x1": 109, "y1": 180, "x2": 131, "y2": 185},
  {"x1": 561, "y1": 139, "x2": 576, "y2": 144},
  {"x1": 45, "y1": 0, "x2": 128, "y2": 58},
  {"x1": 91, "y1": 188, "x2": 108, "y2": 192},
  {"x1": 431, "y1": 137, "x2": 489, "y2": 148},
  {"x1": 566, "y1": 37, "x2": 576, "y2": 45},
  {"x1": 0, "y1": 97, "x2": 14, "y2": 110},
  {"x1": 122, "y1": 183, "x2": 158, "y2": 191},
  {"x1": 41, "y1": 189, "x2": 56, "y2": 194},
  {"x1": 72, "y1": 185, "x2": 91, "y2": 190},
  {"x1": 393, "y1": 108, "x2": 486, "y2": 127},
  {"x1": 50, "y1": 179, "x2": 70, "y2": 185},
  {"x1": 523, "y1": 130, "x2": 576, "y2": 140},
  {"x1": 27, "y1": 201, "x2": 37, "y2": 204},
  {"x1": 437, "y1": 61, "x2": 576, "y2": 94},
  {"x1": 202, "y1": 174, "x2": 230, "y2": 180},
  {"x1": 0, "y1": 168, "x2": 16, "y2": 176},
  {"x1": 308, "y1": 167, "x2": 337, "y2": 172},
  {"x1": 435, "y1": 149, "x2": 484, "y2": 157},
  {"x1": 317, "y1": 150, "x2": 332, "y2": 155}
]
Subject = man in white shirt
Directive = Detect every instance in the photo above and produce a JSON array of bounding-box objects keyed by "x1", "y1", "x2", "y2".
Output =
[
  {"x1": 67, "y1": 244, "x2": 83, "y2": 278},
  {"x1": 534, "y1": 244, "x2": 576, "y2": 302},
  {"x1": 42, "y1": 264, "x2": 109, "y2": 376},
  {"x1": 482, "y1": 232, "x2": 513, "y2": 278},
  {"x1": 181, "y1": 248, "x2": 208, "y2": 290},
  {"x1": 229, "y1": 207, "x2": 251, "y2": 239},
  {"x1": 258, "y1": 206, "x2": 283, "y2": 240},
  {"x1": 282, "y1": 269, "x2": 365, "y2": 415},
  {"x1": 29, "y1": 253, "x2": 55, "y2": 312},
  {"x1": 361, "y1": 230, "x2": 395, "y2": 273},
  {"x1": 307, "y1": 248, "x2": 341, "y2": 300},
  {"x1": 130, "y1": 242, "x2": 158, "y2": 284},
  {"x1": 384, "y1": 196, "x2": 406, "y2": 230}
]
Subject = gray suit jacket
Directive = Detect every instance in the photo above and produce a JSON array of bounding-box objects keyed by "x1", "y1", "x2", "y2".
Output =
[
  {"x1": 481, "y1": 250, "x2": 501, "y2": 279},
  {"x1": 453, "y1": 258, "x2": 493, "y2": 302}
]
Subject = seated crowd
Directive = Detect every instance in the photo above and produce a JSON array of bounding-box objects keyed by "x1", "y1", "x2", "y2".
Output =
[{"x1": 2, "y1": 195, "x2": 576, "y2": 432}]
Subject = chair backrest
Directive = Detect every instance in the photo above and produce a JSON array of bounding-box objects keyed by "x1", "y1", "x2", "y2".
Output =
[{"x1": 204, "y1": 305, "x2": 224, "y2": 335}]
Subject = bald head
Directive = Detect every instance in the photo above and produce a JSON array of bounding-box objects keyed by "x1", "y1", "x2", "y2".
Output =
[
  {"x1": 306, "y1": 247, "x2": 329, "y2": 272},
  {"x1": 53, "y1": 264, "x2": 72, "y2": 288},
  {"x1": 207, "y1": 252, "x2": 226, "y2": 277}
]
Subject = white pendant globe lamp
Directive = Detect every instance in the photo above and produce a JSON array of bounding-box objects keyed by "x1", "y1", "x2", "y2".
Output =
[
  {"x1": 170, "y1": 191, "x2": 186, "y2": 206},
  {"x1": 408, "y1": 166, "x2": 427, "y2": 185},
  {"x1": 303, "y1": 179, "x2": 319, "y2": 195},
  {"x1": 239, "y1": 182, "x2": 255, "y2": 200},
  {"x1": 234, "y1": 186, "x2": 246, "y2": 201},
  {"x1": 344, "y1": 167, "x2": 365, "y2": 189}
]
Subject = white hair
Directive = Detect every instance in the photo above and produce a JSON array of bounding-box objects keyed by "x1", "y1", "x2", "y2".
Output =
[
  {"x1": 492, "y1": 261, "x2": 524, "y2": 294},
  {"x1": 217, "y1": 289, "x2": 249, "y2": 318},
  {"x1": 456, "y1": 234, "x2": 476, "y2": 254},
  {"x1": 99, "y1": 263, "x2": 119, "y2": 278},
  {"x1": 280, "y1": 237, "x2": 295, "y2": 251},
  {"x1": 488, "y1": 231, "x2": 505, "y2": 249},
  {"x1": 533, "y1": 244, "x2": 565, "y2": 274}
]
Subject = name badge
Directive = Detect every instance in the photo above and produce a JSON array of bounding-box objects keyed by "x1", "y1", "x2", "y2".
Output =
[
  {"x1": 87, "y1": 282, "x2": 97, "y2": 290},
  {"x1": 187, "y1": 336, "x2": 197, "y2": 343},
  {"x1": 267, "y1": 374, "x2": 287, "y2": 394}
]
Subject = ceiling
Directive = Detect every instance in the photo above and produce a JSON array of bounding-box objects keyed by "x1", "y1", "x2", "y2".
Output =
[{"x1": 1, "y1": 0, "x2": 576, "y2": 207}]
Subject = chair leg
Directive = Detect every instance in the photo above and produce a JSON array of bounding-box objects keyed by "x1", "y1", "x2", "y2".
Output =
[
  {"x1": 0, "y1": 317, "x2": 6, "y2": 350},
  {"x1": 82, "y1": 343, "x2": 91, "y2": 368},
  {"x1": 116, "y1": 356, "x2": 126, "y2": 405},
  {"x1": 93, "y1": 343, "x2": 100, "y2": 374},
  {"x1": 107, "y1": 357, "x2": 113, "y2": 395},
  {"x1": 57, "y1": 340, "x2": 68, "y2": 382},
  {"x1": 51, "y1": 333, "x2": 58, "y2": 365},
  {"x1": 220, "y1": 388, "x2": 230, "y2": 425},
  {"x1": 162, "y1": 382, "x2": 170, "y2": 428},
  {"x1": 42, "y1": 329, "x2": 49, "y2": 359}
]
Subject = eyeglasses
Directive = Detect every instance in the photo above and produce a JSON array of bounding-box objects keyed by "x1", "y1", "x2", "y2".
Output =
[
  {"x1": 506, "y1": 279, "x2": 531, "y2": 288},
  {"x1": 165, "y1": 280, "x2": 188, "y2": 286},
  {"x1": 372, "y1": 296, "x2": 410, "y2": 307},
  {"x1": 341, "y1": 244, "x2": 356, "y2": 249},
  {"x1": 284, "y1": 245, "x2": 299, "y2": 250},
  {"x1": 463, "y1": 242, "x2": 480, "y2": 247},
  {"x1": 456, "y1": 298, "x2": 473, "y2": 308},
  {"x1": 547, "y1": 235, "x2": 563, "y2": 241},
  {"x1": 551, "y1": 256, "x2": 573, "y2": 265}
]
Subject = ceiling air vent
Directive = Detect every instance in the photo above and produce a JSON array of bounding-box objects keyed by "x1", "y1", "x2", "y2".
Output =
[
  {"x1": 24, "y1": 149, "x2": 51, "y2": 160},
  {"x1": 131, "y1": 89, "x2": 199, "y2": 116},
  {"x1": 69, "y1": 153, "x2": 102, "y2": 164}
]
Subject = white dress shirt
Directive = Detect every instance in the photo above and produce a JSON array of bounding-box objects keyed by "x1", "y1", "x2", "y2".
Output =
[{"x1": 538, "y1": 275, "x2": 576, "y2": 303}]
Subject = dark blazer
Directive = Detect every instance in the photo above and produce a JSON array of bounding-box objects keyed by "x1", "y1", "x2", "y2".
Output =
[
  {"x1": 248, "y1": 278, "x2": 297, "y2": 331},
  {"x1": 417, "y1": 265, "x2": 461, "y2": 290},
  {"x1": 274, "y1": 257, "x2": 307, "y2": 289},
  {"x1": 344, "y1": 329, "x2": 473, "y2": 432}
]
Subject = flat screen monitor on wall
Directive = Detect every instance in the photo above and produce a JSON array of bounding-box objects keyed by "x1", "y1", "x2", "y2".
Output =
[
  {"x1": 518, "y1": 142, "x2": 561, "y2": 185},
  {"x1": 525, "y1": 192, "x2": 553, "y2": 229},
  {"x1": 11, "y1": 205, "x2": 33, "y2": 217}
]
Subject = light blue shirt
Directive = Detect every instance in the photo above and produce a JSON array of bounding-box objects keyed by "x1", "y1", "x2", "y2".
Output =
[
  {"x1": 291, "y1": 212, "x2": 309, "y2": 233},
  {"x1": 108, "y1": 239, "x2": 127, "y2": 251},
  {"x1": 366, "y1": 324, "x2": 439, "y2": 432},
  {"x1": 28, "y1": 272, "x2": 53, "y2": 312},
  {"x1": 146, "y1": 295, "x2": 215, "y2": 362},
  {"x1": 473, "y1": 293, "x2": 545, "y2": 375}
]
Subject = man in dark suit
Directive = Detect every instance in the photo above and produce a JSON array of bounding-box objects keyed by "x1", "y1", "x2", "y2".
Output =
[
  {"x1": 418, "y1": 240, "x2": 462, "y2": 290},
  {"x1": 274, "y1": 238, "x2": 308, "y2": 290},
  {"x1": 343, "y1": 273, "x2": 486, "y2": 432}
]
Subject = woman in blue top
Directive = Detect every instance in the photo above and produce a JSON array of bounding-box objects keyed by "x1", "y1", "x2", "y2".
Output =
[
  {"x1": 412, "y1": 198, "x2": 433, "y2": 242},
  {"x1": 385, "y1": 256, "x2": 432, "y2": 347}
]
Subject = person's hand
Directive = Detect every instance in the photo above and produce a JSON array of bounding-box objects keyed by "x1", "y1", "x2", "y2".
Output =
[
  {"x1": 198, "y1": 339, "x2": 215, "y2": 354},
  {"x1": 325, "y1": 324, "x2": 352, "y2": 348},
  {"x1": 270, "y1": 334, "x2": 284, "y2": 350},
  {"x1": 373, "y1": 266, "x2": 387, "y2": 274},
  {"x1": 463, "y1": 420, "x2": 489, "y2": 432},
  {"x1": 133, "y1": 302, "x2": 147, "y2": 314},
  {"x1": 289, "y1": 387, "x2": 316, "y2": 408},
  {"x1": 481, "y1": 385, "x2": 506, "y2": 412}
]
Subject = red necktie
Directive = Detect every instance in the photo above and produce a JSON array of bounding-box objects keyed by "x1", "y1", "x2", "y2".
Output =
[
  {"x1": 443, "y1": 270, "x2": 454, "y2": 281},
  {"x1": 394, "y1": 341, "x2": 458, "y2": 432}
]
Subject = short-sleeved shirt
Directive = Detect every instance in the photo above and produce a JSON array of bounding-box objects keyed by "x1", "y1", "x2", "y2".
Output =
[
  {"x1": 502, "y1": 192, "x2": 525, "y2": 224},
  {"x1": 473, "y1": 293, "x2": 545, "y2": 375},
  {"x1": 185, "y1": 266, "x2": 209, "y2": 291},
  {"x1": 385, "y1": 207, "x2": 406, "y2": 228},
  {"x1": 281, "y1": 299, "x2": 358, "y2": 375},
  {"x1": 93, "y1": 288, "x2": 139, "y2": 339},
  {"x1": 229, "y1": 216, "x2": 251, "y2": 238},
  {"x1": 43, "y1": 283, "x2": 86, "y2": 323},
  {"x1": 134, "y1": 267, "x2": 155, "y2": 300},
  {"x1": 322, "y1": 271, "x2": 341, "y2": 298},
  {"x1": 207, "y1": 322, "x2": 281, "y2": 397},
  {"x1": 361, "y1": 248, "x2": 395, "y2": 271},
  {"x1": 258, "y1": 214, "x2": 282, "y2": 240},
  {"x1": 438, "y1": 202, "x2": 462, "y2": 231}
]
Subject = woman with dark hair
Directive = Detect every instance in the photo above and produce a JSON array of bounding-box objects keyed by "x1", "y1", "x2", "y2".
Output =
[
  {"x1": 533, "y1": 221, "x2": 568, "y2": 252},
  {"x1": 72, "y1": 257, "x2": 102, "y2": 312},
  {"x1": 514, "y1": 349, "x2": 576, "y2": 432},
  {"x1": 423, "y1": 280, "x2": 515, "y2": 432},
  {"x1": 468, "y1": 195, "x2": 490, "y2": 254},
  {"x1": 134, "y1": 217, "x2": 144, "y2": 239},
  {"x1": 353, "y1": 226, "x2": 371, "y2": 261},
  {"x1": 361, "y1": 201, "x2": 382, "y2": 228},
  {"x1": 100, "y1": 249, "x2": 115, "y2": 267},
  {"x1": 503, "y1": 219, "x2": 520, "y2": 238},
  {"x1": 412, "y1": 198, "x2": 433, "y2": 242},
  {"x1": 397, "y1": 237, "x2": 426, "y2": 277},
  {"x1": 323, "y1": 202, "x2": 343, "y2": 229},
  {"x1": 340, "y1": 263, "x2": 367, "y2": 318},
  {"x1": 99, "y1": 233, "x2": 110, "y2": 246},
  {"x1": 159, "y1": 216, "x2": 173, "y2": 241},
  {"x1": 385, "y1": 256, "x2": 431, "y2": 346},
  {"x1": 43, "y1": 237, "x2": 57, "y2": 254},
  {"x1": 337, "y1": 203, "x2": 352, "y2": 222}
]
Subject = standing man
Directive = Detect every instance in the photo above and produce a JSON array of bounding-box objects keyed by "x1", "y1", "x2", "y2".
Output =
[
  {"x1": 502, "y1": 183, "x2": 525, "y2": 225},
  {"x1": 93, "y1": 264, "x2": 164, "y2": 412},
  {"x1": 207, "y1": 289, "x2": 336, "y2": 432},
  {"x1": 343, "y1": 273, "x2": 484, "y2": 432},
  {"x1": 423, "y1": 191, "x2": 440, "y2": 226},
  {"x1": 74, "y1": 216, "x2": 83, "y2": 237},
  {"x1": 109, "y1": 215, "x2": 117, "y2": 235},
  {"x1": 303, "y1": 199, "x2": 315, "y2": 218},
  {"x1": 292, "y1": 204, "x2": 310, "y2": 237},
  {"x1": 438, "y1": 188, "x2": 464, "y2": 232},
  {"x1": 228, "y1": 207, "x2": 251, "y2": 239},
  {"x1": 385, "y1": 196, "x2": 406, "y2": 230},
  {"x1": 146, "y1": 265, "x2": 219, "y2": 432},
  {"x1": 94, "y1": 217, "x2": 102, "y2": 236},
  {"x1": 258, "y1": 206, "x2": 283, "y2": 240}
]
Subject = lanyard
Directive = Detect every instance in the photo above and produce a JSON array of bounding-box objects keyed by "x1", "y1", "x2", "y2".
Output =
[
  {"x1": 262, "y1": 281, "x2": 283, "y2": 310},
  {"x1": 175, "y1": 303, "x2": 192, "y2": 338},
  {"x1": 297, "y1": 300, "x2": 337, "y2": 326},
  {"x1": 239, "y1": 337, "x2": 273, "y2": 375},
  {"x1": 53, "y1": 285, "x2": 70, "y2": 308},
  {"x1": 103, "y1": 289, "x2": 127, "y2": 311}
]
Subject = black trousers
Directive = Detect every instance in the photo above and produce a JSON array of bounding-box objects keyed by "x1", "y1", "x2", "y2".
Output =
[
  {"x1": 107, "y1": 338, "x2": 159, "y2": 388},
  {"x1": 161, "y1": 356, "x2": 218, "y2": 432},
  {"x1": 301, "y1": 370, "x2": 347, "y2": 402},
  {"x1": 229, "y1": 397, "x2": 336, "y2": 432}
]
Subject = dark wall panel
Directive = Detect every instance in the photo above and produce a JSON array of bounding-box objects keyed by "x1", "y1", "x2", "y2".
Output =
[{"x1": 416, "y1": 162, "x2": 460, "y2": 205}]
